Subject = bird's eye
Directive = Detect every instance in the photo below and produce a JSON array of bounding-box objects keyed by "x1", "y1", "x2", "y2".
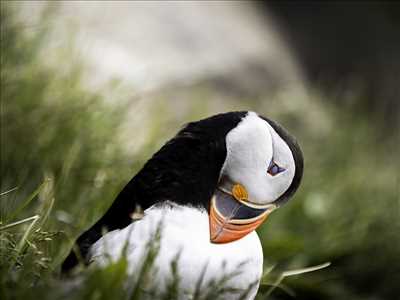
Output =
[{"x1": 267, "y1": 160, "x2": 285, "y2": 176}]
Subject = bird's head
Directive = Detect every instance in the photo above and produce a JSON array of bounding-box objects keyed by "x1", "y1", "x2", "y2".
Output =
[
  {"x1": 209, "y1": 112, "x2": 303, "y2": 243},
  {"x1": 134, "y1": 111, "x2": 303, "y2": 244}
]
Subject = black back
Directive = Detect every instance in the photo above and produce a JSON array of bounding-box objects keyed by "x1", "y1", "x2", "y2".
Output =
[{"x1": 61, "y1": 111, "x2": 246, "y2": 272}]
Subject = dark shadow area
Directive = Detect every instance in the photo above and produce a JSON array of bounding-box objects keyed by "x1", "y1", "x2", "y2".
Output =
[{"x1": 265, "y1": 2, "x2": 400, "y2": 130}]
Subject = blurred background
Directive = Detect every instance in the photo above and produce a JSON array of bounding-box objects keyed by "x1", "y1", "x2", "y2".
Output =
[{"x1": 1, "y1": 1, "x2": 399, "y2": 300}]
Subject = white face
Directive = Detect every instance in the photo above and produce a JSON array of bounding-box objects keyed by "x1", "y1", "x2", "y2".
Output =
[{"x1": 219, "y1": 112, "x2": 296, "y2": 204}]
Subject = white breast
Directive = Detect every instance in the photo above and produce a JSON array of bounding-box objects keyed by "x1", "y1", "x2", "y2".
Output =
[{"x1": 89, "y1": 203, "x2": 263, "y2": 300}]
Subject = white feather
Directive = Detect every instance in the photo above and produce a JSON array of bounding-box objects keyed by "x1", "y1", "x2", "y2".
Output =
[{"x1": 89, "y1": 203, "x2": 263, "y2": 300}]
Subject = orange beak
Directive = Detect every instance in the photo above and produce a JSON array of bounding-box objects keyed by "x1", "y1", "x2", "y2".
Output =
[{"x1": 209, "y1": 188, "x2": 276, "y2": 243}]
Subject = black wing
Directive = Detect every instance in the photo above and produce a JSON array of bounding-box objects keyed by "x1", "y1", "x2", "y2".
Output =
[{"x1": 61, "y1": 177, "x2": 142, "y2": 273}]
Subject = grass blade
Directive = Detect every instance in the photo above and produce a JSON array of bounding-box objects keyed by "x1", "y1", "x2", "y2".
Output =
[
  {"x1": 281, "y1": 262, "x2": 331, "y2": 277},
  {"x1": 16, "y1": 215, "x2": 40, "y2": 253},
  {"x1": 263, "y1": 262, "x2": 331, "y2": 298},
  {"x1": 5, "y1": 179, "x2": 50, "y2": 222},
  {"x1": 37, "y1": 197, "x2": 55, "y2": 229},
  {"x1": 0, "y1": 215, "x2": 40, "y2": 231},
  {"x1": 0, "y1": 186, "x2": 19, "y2": 196}
]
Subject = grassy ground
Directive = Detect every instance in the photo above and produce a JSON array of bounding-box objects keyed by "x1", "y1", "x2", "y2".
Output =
[{"x1": 1, "y1": 3, "x2": 399, "y2": 300}]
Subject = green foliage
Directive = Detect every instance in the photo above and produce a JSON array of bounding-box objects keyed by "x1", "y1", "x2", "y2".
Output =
[
  {"x1": 0, "y1": 180, "x2": 58, "y2": 299},
  {"x1": 0, "y1": 3, "x2": 132, "y2": 266}
]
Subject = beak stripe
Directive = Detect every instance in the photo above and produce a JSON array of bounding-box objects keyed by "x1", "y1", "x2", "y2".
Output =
[
  {"x1": 209, "y1": 199, "x2": 270, "y2": 243},
  {"x1": 212, "y1": 194, "x2": 271, "y2": 225}
]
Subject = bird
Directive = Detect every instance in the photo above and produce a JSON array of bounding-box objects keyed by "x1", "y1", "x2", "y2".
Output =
[{"x1": 61, "y1": 111, "x2": 303, "y2": 299}]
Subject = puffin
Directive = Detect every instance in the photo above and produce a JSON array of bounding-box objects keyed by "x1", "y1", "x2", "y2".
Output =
[{"x1": 62, "y1": 111, "x2": 303, "y2": 299}]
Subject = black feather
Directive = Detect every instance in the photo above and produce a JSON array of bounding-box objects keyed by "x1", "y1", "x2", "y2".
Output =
[{"x1": 61, "y1": 111, "x2": 246, "y2": 272}]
